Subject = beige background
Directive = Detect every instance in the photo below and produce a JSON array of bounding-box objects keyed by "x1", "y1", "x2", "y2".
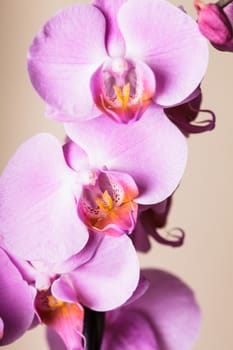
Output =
[{"x1": 1, "y1": 1, "x2": 232, "y2": 349}]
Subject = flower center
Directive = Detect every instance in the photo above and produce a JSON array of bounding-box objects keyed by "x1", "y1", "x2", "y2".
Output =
[
  {"x1": 78, "y1": 170, "x2": 139, "y2": 236},
  {"x1": 102, "y1": 58, "x2": 140, "y2": 112},
  {"x1": 91, "y1": 58, "x2": 156, "y2": 124},
  {"x1": 35, "y1": 290, "x2": 83, "y2": 327}
]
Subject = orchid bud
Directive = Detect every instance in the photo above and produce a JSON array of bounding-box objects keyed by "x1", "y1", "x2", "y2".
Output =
[{"x1": 195, "y1": 0, "x2": 233, "y2": 49}]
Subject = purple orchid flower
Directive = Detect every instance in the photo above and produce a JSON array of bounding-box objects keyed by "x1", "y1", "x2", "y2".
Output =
[
  {"x1": 47, "y1": 269, "x2": 201, "y2": 350},
  {"x1": 0, "y1": 111, "x2": 187, "y2": 262},
  {"x1": 0, "y1": 231, "x2": 139, "y2": 349},
  {"x1": 102, "y1": 269, "x2": 201, "y2": 350},
  {"x1": 27, "y1": 0, "x2": 208, "y2": 124},
  {"x1": 195, "y1": 0, "x2": 233, "y2": 51}
]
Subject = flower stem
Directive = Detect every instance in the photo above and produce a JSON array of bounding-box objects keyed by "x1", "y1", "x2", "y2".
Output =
[
  {"x1": 217, "y1": 0, "x2": 233, "y2": 8},
  {"x1": 83, "y1": 308, "x2": 105, "y2": 350}
]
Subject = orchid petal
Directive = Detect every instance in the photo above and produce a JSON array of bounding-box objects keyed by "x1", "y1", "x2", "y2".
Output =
[
  {"x1": 0, "y1": 248, "x2": 35, "y2": 345},
  {"x1": 102, "y1": 310, "x2": 159, "y2": 350},
  {"x1": 123, "y1": 273, "x2": 150, "y2": 306},
  {"x1": 93, "y1": 0, "x2": 127, "y2": 57},
  {"x1": 4, "y1": 250, "x2": 36, "y2": 285},
  {"x1": 0, "y1": 134, "x2": 88, "y2": 263},
  {"x1": 28, "y1": 5, "x2": 107, "y2": 120},
  {"x1": 51, "y1": 232, "x2": 110, "y2": 280},
  {"x1": 63, "y1": 141, "x2": 89, "y2": 173},
  {"x1": 53, "y1": 233, "x2": 140, "y2": 311},
  {"x1": 65, "y1": 107, "x2": 187, "y2": 204},
  {"x1": 176, "y1": 86, "x2": 202, "y2": 106},
  {"x1": 29, "y1": 61, "x2": 101, "y2": 121},
  {"x1": 47, "y1": 328, "x2": 67, "y2": 350},
  {"x1": 118, "y1": 0, "x2": 208, "y2": 106},
  {"x1": 128, "y1": 269, "x2": 201, "y2": 350},
  {"x1": 51, "y1": 234, "x2": 106, "y2": 303},
  {"x1": 56, "y1": 232, "x2": 107, "y2": 277}
]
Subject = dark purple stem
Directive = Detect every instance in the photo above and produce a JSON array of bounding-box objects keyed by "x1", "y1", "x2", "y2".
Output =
[{"x1": 83, "y1": 308, "x2": 105, "y2": 350}]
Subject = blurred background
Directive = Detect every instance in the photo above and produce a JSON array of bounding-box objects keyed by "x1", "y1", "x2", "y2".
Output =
[{"x1": 0, "y1": 1, "x2": 232, "y2": 349}]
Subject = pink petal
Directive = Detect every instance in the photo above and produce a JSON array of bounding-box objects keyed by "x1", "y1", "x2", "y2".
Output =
[
  {"x1": 45, "y1": 104, "x2": 101, "y2": 123},
  {"x1": 54, "y1": 232, "x2": 106, "y2": 276},
  {"x1": 53, "y1": 233, "x2": 140, "y2": 311},
  {"x1": 47, "y1": 328, "x2": 67, "y2": 350},
  {"x1": 102, "y1": 310, "x2": 159, "y2": 350},
  {"x1": 93, "y1": 0, "x2": 127, "y2": 57},
  {"x1": 63, "y1": 141, "x2": 89, "y2": 173},
  {"x1": 29, "y1": 61, "x2": 101, "y2": 121},
  {"x1": 128, "y1": 269, "x2": 201, "y2": 350},
  {"x1": 28, "y1": 5, "x2": 107, "y2": 120},
  {"x1": 65, "y1": 107, "x2": 187, "y2": 205},
  {"x1": 0, "y1": 134, "x2": 88, "y2": 263},
  {"x1": 4, "y1": 249, "x2": 37, "y2": 284},
  {"x1": 118, "y1": 0, "x2": 208, "y2": 106},
  {"x1": 123, "y1": 274, "x2": 150, "y2": 306},
  {"x1": 0, "y1": 248, "x2": 35, "y2": 345},
  {"x1": 52, "y1": 232, "x2": 112, "y2": 280}
]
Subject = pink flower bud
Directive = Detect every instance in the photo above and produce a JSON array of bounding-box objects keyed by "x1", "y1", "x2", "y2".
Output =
[{"x1": 195, "y1": 0, "x2": 232, "y2": 44}]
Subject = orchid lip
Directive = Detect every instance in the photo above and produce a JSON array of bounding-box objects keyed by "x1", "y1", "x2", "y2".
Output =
[
  {"x1": 77, "y1": 170, "x2": 139, "y2": 236},
  {"x1": 35, "y1": 289, "x2": 84, "y2": 350},
  {"x1": 91, "y1": 57, "x2": 156, "y2": 123},
  {"x1": 35, "y1": 289, "x2": 84, "y2": 324}
]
